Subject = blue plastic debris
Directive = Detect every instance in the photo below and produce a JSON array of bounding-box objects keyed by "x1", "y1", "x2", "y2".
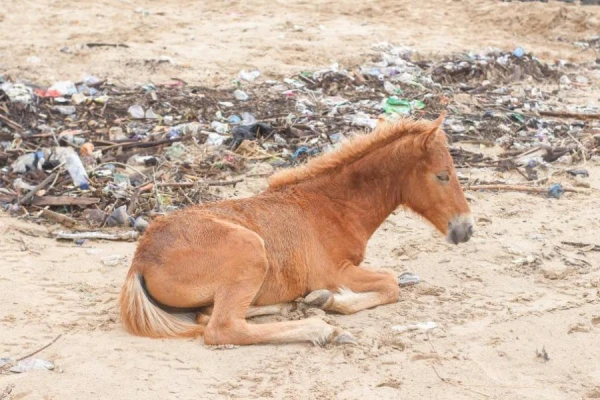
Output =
[
  {"x1": 228, "y1": 115, "x2": 242, "y2": 124},
  {"x1": 548, "y1": 183, "x2": 564, "y2": 199},
  {"x1": 513, "y1": 47, "x2": 525, "y2": 58},
  {"x1": 290, "y1": 146, "x2": 319, "y2": 160},
  {"x1": 167, "y1": 128, "x2": 181, "y2": 140}
]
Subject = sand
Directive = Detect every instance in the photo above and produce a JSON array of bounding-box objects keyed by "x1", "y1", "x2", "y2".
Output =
[{"x1": 1, "y1": 1, "x2": 600, "y2": 399}]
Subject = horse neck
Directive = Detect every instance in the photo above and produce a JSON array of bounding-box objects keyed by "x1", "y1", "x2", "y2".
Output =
[{"x1": 304, "y1": 142, "x2": 415, "y2": 240}]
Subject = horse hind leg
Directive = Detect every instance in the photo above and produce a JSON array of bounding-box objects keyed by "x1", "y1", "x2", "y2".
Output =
[
  {"x1": 202, "y1": 234, "x2": 353, "y2": 346},
  {"x1": 199, "y1": 303, "x2": 294, "y2": 321}
]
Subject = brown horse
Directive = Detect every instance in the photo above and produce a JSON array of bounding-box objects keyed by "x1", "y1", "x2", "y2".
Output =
[{"x1": 119, "y1": 113, "x2": 473, "y2": 346}]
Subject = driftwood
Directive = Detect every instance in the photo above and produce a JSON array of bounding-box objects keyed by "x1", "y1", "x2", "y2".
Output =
[
  {"x1": 18, "y1": 173, "x2": 57, "y2": 205},
  {"x1": 0, "y1": 113, "x2": 23, "y2": 131},
  {"x1": 55, "y1": 230, "x2": 139, "y2": 241},
  {"x1": 40, "y1": 209, "x2": 77, "y2": 227},
  {"x1": 539, "y1": 110, "x2": 600, "y2": 120},
  {"x1": 31, "y1": 196, "x2": 101, "y2": 206},
  {"x1": 466, "y1": 184, "x2": 584, "y2": 194}
]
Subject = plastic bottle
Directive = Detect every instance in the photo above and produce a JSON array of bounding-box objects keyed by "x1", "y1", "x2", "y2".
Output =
[{"x1": 65, "y1": 152, "x2": 90, "y2": 189}]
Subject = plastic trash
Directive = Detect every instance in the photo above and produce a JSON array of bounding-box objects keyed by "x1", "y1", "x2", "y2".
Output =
[
  {"x1": 239, "y1": 70, "x2": 261, "y2": 82},
  {"x1": 398, "y1": 272, "x2": 421, "y2": 287},
  {"x1": 127, "y1": 155, "x2": 159, "y2": 167},
  {"x1": 383, "y1": 97, "x2": 411, "y2": 115},
  {"x1": 1, "y1": 83, "x2": 33, "y2": 103},
  {"x1": 566, "y1": 169, "x2": 589, "y2": 177},
  {"x1": 64, "y1": 151, "x2": 90, "y2": 189},
  {"x1": 10, "y1": 358, "x2": 55, "y2": 373},
  {"x1": 106, "y1": 205, "x2": 130, "y2": 227},
  {"x1": 241, "y1": 112, "x2": 257, "y2": 125},
  {"x1": 128, "y1": 104, "x2": 145, "y2": 119},
  {"x1": 548, "y1": 183, "x2": 564, "y2": 199},
  {"x1": 54, "y1": 106, "x2": 77, "y2": 115},
  {"x1": 384, "y1": 81, "x2": 402, "y2": 95},
  {"x1": 164, "y1": 142, "x2": 186, "y2": 160},
  {"x1": 11, "y1": 151, "x2": 46, "y2": 173},
  {"x1": 211, "y1": 121, "x2": 229, "y2": 134},
  {"x1": 207, "y1": 133, "x2": 227, "y2": 146},
  {"x1": 559, "y1": 75, "x2": 571, "y2": 86},
  {"x1": 82, "y1": 209, "x2": 107, "y2": 226},
  {"x1": 13, "y1": 178, "x2": 37, "y2": 193},
  {"x1": 134, "y1": 216, "x2": 149, "y2": 233},
  {"x1": 392, "y1": 321, "x2": 438, "y2": 333},
  {"x1": 108, "y1": 127, "x2": 127, "y2": 141},
  {"x1": 102, "y1": 254, "x2": 126, "y2": 267},
  {"x1": 234, "y1": 89, "x2": 249, "y2": 101},
  {"x1": 145, "y1": 108, "x2": 158, "y2": 119},
  {"x1": 71, "y1": 93, "x2": 87, "y2": 105},
  {"x1": 231, "y1": 123, "x2": 274, "y2": 150},
  {"x1": 290, "y1": 146, "x2": 318, "y2": 160},
  {"x1": 513, "y1": 46, "x2": 525, "y2": 58},
  {"x1": 49, "y1": 81, "x2": 77, "y2": 96},
  {"x1": 228, "y1": 115, "x2": 242, "y2": 124}
]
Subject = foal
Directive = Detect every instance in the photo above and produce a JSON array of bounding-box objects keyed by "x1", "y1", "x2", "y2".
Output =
[{"x1": 119, "y1": 113, "x2": 474, "y2": 346}]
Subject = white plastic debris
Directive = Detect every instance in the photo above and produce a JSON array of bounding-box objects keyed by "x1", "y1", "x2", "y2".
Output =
[
  {"x1": 1, "y1": 82, "x2": 33, "y2": 103},
  {"x1": 207, "y1": 133, "x2": 227, "y2": 146},
  {"x1": 102, "y1": 254, "x2": 126, "y2": 267},
  {"x1": 13, "y1": 178, "x2": 37, "y2": 192},
  {"x1": 234, "y1": 89, "x2": 249, "y2": 101},
  {"x1": 239, "y1": 70, "x2": 261, "y2": 82},
  {"x1": 392, "y1": 321, "x2": 438, "y2": 333},
  {"x1": 49, "y1": 81, "x2": 77, "y2": 96},
  {"x1": 211, "y1": 121, "x2": 229, "y2": 135},
  {"x1": 128, "y1": 104, "x2": 145, "y2": 119},
  {"x1": 10, "y1": 358, "x2": 55, "y2": 373}
]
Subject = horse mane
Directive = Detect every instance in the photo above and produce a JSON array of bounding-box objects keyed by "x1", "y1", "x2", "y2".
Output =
[{"x1": 268, "y1": 117, "x2": 435, "y2": 189}]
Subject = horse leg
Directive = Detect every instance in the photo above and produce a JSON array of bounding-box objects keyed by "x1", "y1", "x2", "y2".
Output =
[
  {"x1": 304, "y1": 264, "x2": 399, "y2": 315},
  {"x1": 203, "y1": 256, "x2": 352, "y2": 346},
  {"x1": 200, "y1": 303, "x2": 294, "y2": 320}
]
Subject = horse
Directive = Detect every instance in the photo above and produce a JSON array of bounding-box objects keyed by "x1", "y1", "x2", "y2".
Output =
[{"x1": 119, "y1": 112, "x2": 474, "y2": 346}]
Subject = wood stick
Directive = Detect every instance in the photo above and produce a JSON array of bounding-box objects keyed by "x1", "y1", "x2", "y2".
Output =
[
  {"x1": 16, "y1": 334, "x2": 63, "y2": 362},
  {"x1": 0, "y1": 113, "x2": 23, "y2": 131},
  {"x1": 127, "y1": 183, "x2": 154, "y2": 216},
  {"x1": 204, "y1": 178, "x2": 244, "y2": 187},
  {"x1": 40, "y1": 209, "x2": 77, "y2": 227},
  {"x1": 466, "y1": 184, "x2": 583, "y2": 194},
  {"x1": 100, "y1": 137, "x2": 188, "y2": 152},
  {"x1": 145, "y1": 178, "x2": 244, "y2": 189},
  {"x1": 18, "y1": 173, "x2": 57, "y2": 205},
  {"x1": 55, "y1": 231, "x2": 138, "y2": 241},
  {"x1": 539, "y1": 110, "x2": 600, "y2": 120},
  {"x1": 561, "y1": 241, "x2": 600, "y2": 251},
  {"x1": 31, "y1": 196, "x2": 101, "y2": 206}
]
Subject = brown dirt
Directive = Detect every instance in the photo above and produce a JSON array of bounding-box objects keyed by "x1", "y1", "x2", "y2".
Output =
[{"x1": 1, "y1": 1, "x2": 600, "y2": 399}]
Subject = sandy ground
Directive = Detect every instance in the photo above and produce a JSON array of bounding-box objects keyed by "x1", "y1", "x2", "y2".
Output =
[
  {"x1": 2, "y1": 1, "x2": 600, "y2": 399},
  {"x1": 1, "y1": 0, "x2": 599, "y2": 87}
]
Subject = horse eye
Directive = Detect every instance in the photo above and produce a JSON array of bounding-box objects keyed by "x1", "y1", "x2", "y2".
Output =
[{"x1": 436, "y1": 172, "x2": 450, "y2": 183}]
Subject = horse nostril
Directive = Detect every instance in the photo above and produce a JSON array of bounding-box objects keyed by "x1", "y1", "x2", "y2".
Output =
[{"x1": 467, "y1": 225, "x2": 474, "y2": 237}]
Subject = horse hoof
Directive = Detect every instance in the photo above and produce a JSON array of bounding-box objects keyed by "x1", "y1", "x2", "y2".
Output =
[
  {"x1": 304, "y1": 289, "x2": 333, "y2": 308},
  {"x1": 333, "y1": 331, "x2": 357, "y2": 345}
]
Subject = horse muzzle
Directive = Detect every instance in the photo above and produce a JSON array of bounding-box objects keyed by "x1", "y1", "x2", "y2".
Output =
[{"x1": 447, "y1": 215, "x2": 474, "y2": 245}]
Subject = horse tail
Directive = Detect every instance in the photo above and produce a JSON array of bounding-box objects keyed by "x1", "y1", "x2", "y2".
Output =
[{"x1": 119, "y1": 272, "x2": 204, "y2": 338}]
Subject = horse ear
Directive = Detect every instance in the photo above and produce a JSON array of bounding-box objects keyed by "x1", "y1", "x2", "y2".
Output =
[{"x1": 421, "y1": 111, "x2": 446, "y2": 150}]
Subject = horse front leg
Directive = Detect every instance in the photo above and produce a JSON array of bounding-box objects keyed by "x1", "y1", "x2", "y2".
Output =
[{"x1": 304, "y1": 264, "x2": 400, "y2": 315}]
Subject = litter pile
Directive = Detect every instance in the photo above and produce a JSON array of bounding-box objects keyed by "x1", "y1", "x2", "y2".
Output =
[{"x1": 1, "y1": 43, "x2": 598, "y2": 236}]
